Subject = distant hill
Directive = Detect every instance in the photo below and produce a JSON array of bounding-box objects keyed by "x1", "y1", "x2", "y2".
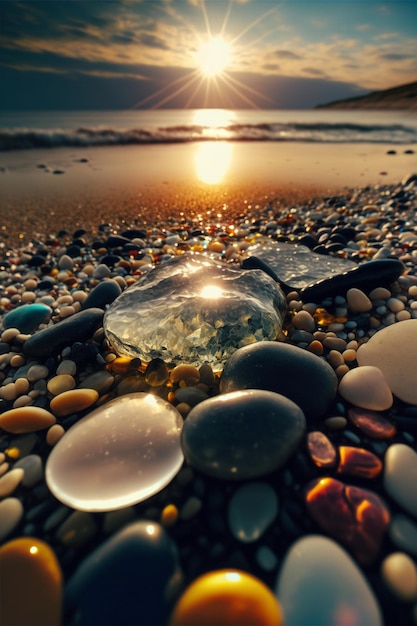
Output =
[{"x1": 316, "y1": 80, "x2": 417, "y2": 110}]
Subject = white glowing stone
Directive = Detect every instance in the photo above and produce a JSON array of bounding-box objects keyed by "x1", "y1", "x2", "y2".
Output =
[{"x1": 45, "y1": 393, "x2": 184, "y2": 512}]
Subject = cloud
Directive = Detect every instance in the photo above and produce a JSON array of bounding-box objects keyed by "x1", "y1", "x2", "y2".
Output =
[{"x1": 274, "y1": 50, "x2": 302, "y2": 60}]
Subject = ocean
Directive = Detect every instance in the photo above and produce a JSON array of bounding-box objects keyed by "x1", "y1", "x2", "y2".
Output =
[{"x1": 1, "y1": 109, "x2": 417, "y2": 151}]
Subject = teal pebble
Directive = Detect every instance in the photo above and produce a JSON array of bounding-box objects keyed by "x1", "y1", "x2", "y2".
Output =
[{"x1": 2, "y1": 303, "x2": 52, "y2": 333}]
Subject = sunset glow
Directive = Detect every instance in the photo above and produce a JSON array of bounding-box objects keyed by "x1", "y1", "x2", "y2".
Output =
[{"x1": 196, "y1": 37, "x2": 232, "y2": 77}]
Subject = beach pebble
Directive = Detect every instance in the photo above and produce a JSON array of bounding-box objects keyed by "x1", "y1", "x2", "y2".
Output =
[
  {"x1": 15, "y1": 454, "x2": 43, "y2": 487},
  {"x1": 228, "y1": 482, "x2": 278, "y2": 542},
  {"x1": 357, "y1": 319, "x2": 417, "y2": 404},
  {"x1": 292, "y1": 310, "x2": 315, "y2": 332},
  {"x1": 220, "y1": 341, "x2": 337, "y2": 419},
  {"x1": 307, "y1": 431, "x2": 337, "y2": 468},
  {"x1": 0, "y1": 498, "x2": 24, "y2": 542},
  {"x1": 27, "y1": 364, "x2": 49, "y2": 382},
  {"x1": 337, "y1": 446, "x2": 383, "y2": 479},
  {"x1": 181, "y1": 389, "x2": 305, "y2": 480},
  {"x1": 23, "y1": 308, "x2": 104, "y2": 358},
  {"x1": 81, "y1": 279, "x2": 122, "y2": 310},
  {"x1": 384, "y1": 444, "x2": 417, "y2": 517},
  {"x1": 381, "y1": 552, "x2": 417, "y2": 602},
  {"x1": 58, "y1": 254, "x2": 74, "y2": 270},
  {"x1": 305, "y1": 477, "x2": 390, "y2": 564},
  {"x1": 347, "y1": 288, "x2": 373, "y2": 312},
  {"x1": 46, "y1": 393, "x2": 184, "y2": 511},
  {"x1": 170, "y1": 569, "x2": 283, "y2": 626},
  {"x1": 338, "y1": 365, "x2": 393, "y2": 411},
  {"x1": 46, "y1": 424, "x2": 65, "y2": 446},
  {"x1": 49, "y1": 388, "x2": 98, "y2": 417},
  {"x1": 389, "y1": 514, "x2": 417, "y2": 557},
  {"x1": 0, "y1": 467, "x2": 24, "y2": 497},
  {"x1": 55, "y1": 511, "x2": 97, "y2": 548},
  {"x1": 347, "y1": 407, "x2": 397, "y2": 439},
  {"x1": 0, "y1": 406, "x2": 56, "y2": 433},
  {"x1": 65, "y1": 521, "x2": 181, "y2": 626},
  {"x1": 0, "y1": 537, "x2": 62, "y2": 626},
  {"x1": 78, "y1": 370, "x2": 114, "y2": 394},
  {"x1": 2, "y1": 303, "x2": 52, "y2": 334},
  {"x1": 275, "y1": 535, "x2": 382, "y2": 625},
  {"x1": 47, "y1": 374, "x2": 76, "y2": 395}
]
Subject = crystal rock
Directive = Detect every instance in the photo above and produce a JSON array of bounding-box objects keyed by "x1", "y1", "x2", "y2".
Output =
[{"x1": 104, "y1": 253, "x2": 286, "y2": 371}]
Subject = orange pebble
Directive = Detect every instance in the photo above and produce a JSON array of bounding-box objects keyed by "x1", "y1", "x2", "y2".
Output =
[
  {"x1": 49, "y1": 389, "x2": 98, "y2": 417},
  {"x1": 169, "y1": 569, "x2": 283, "y2": 626},
  {"x1": 0, "y1": 406, "x2": 56, "y2": 434},
  {"x1": 161, "y1": 503, "x2": 179, "y2": 527}
]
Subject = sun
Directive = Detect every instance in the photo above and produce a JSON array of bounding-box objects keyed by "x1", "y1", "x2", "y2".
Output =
[{"x1": 196, "y1": 36, "x2": 232, "y2": 77}]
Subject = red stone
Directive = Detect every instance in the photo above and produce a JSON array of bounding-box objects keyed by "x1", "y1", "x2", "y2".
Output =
[
  {"x1": 347, "y1": 408, "x2": 396, "y2": 439},
  {"x1": 337, "y1": 446, "x2": 383, "y2": 479},
  {"x1": 307, "y1": 431, "x2": 337, "y2": 469},
  {"x1": 305, "y1": 477, "x2": 390, "y2": 565}
]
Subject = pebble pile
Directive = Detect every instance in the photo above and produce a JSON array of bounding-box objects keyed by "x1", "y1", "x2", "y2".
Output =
[{"x1": 1, "y1": 175, "x2": 417, "y2": 625}]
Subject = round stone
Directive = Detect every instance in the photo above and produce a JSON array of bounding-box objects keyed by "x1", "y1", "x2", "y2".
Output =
[
  {"x1": 381, "y1": 552, "x2": 417, "y2": 602},
  {"x1": 169, "y1": 569, "x2": 283, "y2": 626},
  {"x1": 66, "y1": 521, "x2": 181, "y2": 626},
  {"x1": 228, "y1": 482, "x2": 278, "y2": 542},
  {"x1": 181, "y1": 389, "x2": 306, "y2": 480},
  {"x1": 220, "y1": 341, "x2": 338, "y2": 419},
  {"x1": 2, "y1": 303, "x2": 52, "y2": 333},
  {"x1": 357, "y1": 319, "x2": 417, "y2": 404},
  {"x1": 46, "y1": 392, "x2": 184, "y2": 511},
  {"x1": 384, "y1": 444, "x2": 417, "y2": 517},
  {"x1": 275, "y1": 535, "x2": 382, "y2": 625},
  {"x1": 0, "y1": 537, "x2": 62, "y2": 626},
  {"x1": 338, "y1": 365, "x2": 393, "y2": 411}
]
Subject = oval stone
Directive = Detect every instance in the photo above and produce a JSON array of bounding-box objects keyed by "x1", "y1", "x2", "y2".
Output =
[
  {"x1": 65, "y1": 521, "x2": 181, "y2": 626},
  {"x1": 2, "y1": 303, "x2": 52, "y2": 333},
  {"x1": 81, "y1": 279, "x2": 122, "y2": 310},
  {"x1": 49, "y1": 388, "x2": 99, "y2": 417},
  {"x1": 220, "y1": 341, "x2": 337, "y2": 419},
  {"x1": 0, "y1": 537, "x2": 63, "y2": 626},
  {"x1": 384, "y1": 444, "x2": 417, "y2": 517},
  {"x1": 357, "y1": 319, "x2": 417, "y2": 404},
  {"x1": 228, "y1": 482, "x2": 278, "y2": 542},
  {"x1": 338, "y1": 365, "x2": 393, "y2": 411},
  {"x1": 275, "y1": 535, "x2": 382, "y2": 626},
  {"x1": 46, "y1": 393, "x2": 184, "y2": 511},
  {"x1": 181, "y1": 389, "x2": 306, "y2": 480},
  {"x1": 0, "y1": 406, "x2": 56, "y2": 434}
]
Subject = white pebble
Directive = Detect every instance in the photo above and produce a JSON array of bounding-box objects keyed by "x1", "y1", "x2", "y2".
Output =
[
  {"x1": 0, "y1": 468, "x2": 24, "y2": 497},
  {"x1": 0, "y1": 498, "x2": 24, "y2": 542},
  {"x1": 292, "y1": 310, "x2": 315, "y2": 332},
  {"x1": 338, "y1": 365, "x2": 393, "y2": 411},
  {"x1": 384, "y1": 444, "x2": 417, "y2": 518}
]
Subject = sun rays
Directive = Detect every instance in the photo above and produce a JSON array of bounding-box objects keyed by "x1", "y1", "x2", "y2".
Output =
[{"x1": 133, "y1": 0, "x2": 278, "y2": 110}]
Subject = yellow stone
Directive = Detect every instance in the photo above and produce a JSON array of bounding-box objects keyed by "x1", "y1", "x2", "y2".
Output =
[
  {"x1": 0, "y1": 406, "x2": 56, "y2": 434},
  {"x1": 47, "y1": 374, "x2": 76, "y2": 395},
  {"x1": 169, "y1": 569, "x2": 283, "y2": 626},
  {"x1": 49, "y1": 388, "x2": 99, "y2": 417},
  {"x1": 0, "y1": 537, "x2": 62, "y2": 626}
]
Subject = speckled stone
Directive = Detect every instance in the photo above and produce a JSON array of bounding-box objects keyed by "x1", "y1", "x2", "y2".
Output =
[
  {"x1": 65, "y1": 521, "x2": 181, "y2": 626},
  {"x1": 2, "y1": 303, "x2": 52, "y2": 333},
  {"x1": 276, "y1": 535, "x2": 382, "y2": 625},
  {"x1": 0, "y1": 537, "x2": 62, "y2": 626},
  {"x1": 181, "y1": 389, "x2": 306, "y2": 480},
  {"x1": 220, "y1": 341, "x2": 338, "y2": 419},
  {"x1": 23, "y1": 308, "x2": 104, "y2": 358}
]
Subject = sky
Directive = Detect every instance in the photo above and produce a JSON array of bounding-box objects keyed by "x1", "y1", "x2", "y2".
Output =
[{"x1": 1, "y1": 0, "x2": 417, "y2": 110}]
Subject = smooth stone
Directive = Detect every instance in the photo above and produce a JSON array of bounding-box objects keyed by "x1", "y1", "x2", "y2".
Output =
[
  {"x1": 299, "y1": 259, "x2": 404, "y2": 302},
  {"x1": 347, "y1": 407, "x2": 397, "y2": 439},
  {"x1": 307, "y1": 431, "x2": 337, "y2": 468},
  {"x1": 58, "y1": 254, "x2": 74, "y2": 270},
  {"x1": 0, "y1": 537, "x2": 62, "y2": 626},
  {"x1": 384, "y1": 444, "x2": 417, "y2": 517},
  {"x1": 0, "y1": 498, "x2": 24, "y2": 542},
  {"x1": 46, "y1": 393, "x2": 184, "y2": 511},
  {"x1": 23, "y1": 308, "x2": 104, "y2": 358},
  {"x1": 55, "y1": 511, "x2": 97, "y2": 548},
  {"x1": 47, "y1": 374, "x2": 76, "y2": 395},
  {"x1": 338, "y1": 365, "x2": 393, "y2": 410},
  {"x1": 2, "y1": 303, "x2": 52, "y2": 333},
  {"x1": 104, "y1": 253, "x2": 286, "y2": 372},
  {"x1": 381, "y1": 552, "x2": 417, "y2": 602},
  {"x1": 243, "y1": 242, "x2": 356, "y2": 291},
  {"x1": 181, "y1": 389, "x2": 306, "y2": 480},
  {"x1": 346, "y1": 287, "x2": 373, "y2": 312},
  {"x1": 357, "y1": 319, "x2": 417, "y2": 404},
  {"x1": 305, "y1": 477, "x2": 390, "y2": 564},
  {"x1": 228, "y1": 482, "x2": 278, "y2": 542},
  {"x1": 389, "y1": 514, "x2": 417, "y2": 557},
  {"x1": 170, "y1": 569, "x2": 283, "y2": 626},
  {"x1": 65, "y1": 521, "x2": 181, "y2": 626},
  {"x1": 0, "y1": 406, "x2": 56, "y2": 433},
  {"x1": 49, "y1": 388, "x2": 99, "y2": 417},
  {"x1": 15, "y1": 454, "x2": 43, "y2": 487},
  {"x1": 275, "y1": 535, "x2": 382, "y2": 626},
  {"x1": 0, "y1": 467, "x2": 24, "y2": 497},
  {"x1": 27, "y1": 363, "x2": 49, "y2": 381},
  {"x1": 220, "y1": 341, "x2": 338, "y2": 419},
  {"x1": 78, "y1": 370, "x2": 115, "y2": 394},
  {"x1": 81, "y1": 279, "x2": 122, "y2": 310},
  {"x1": 337, "y1": 446, "x2": 383, "y2": 479}
]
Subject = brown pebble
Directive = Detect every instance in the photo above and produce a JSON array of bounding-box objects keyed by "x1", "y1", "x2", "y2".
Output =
[
  {"x1": 49, "y1": 389, "x2": 99, "y2": 417},
  {"x1": 307, "y1": 340, "x2": 324, "y2": 356},
  {"x1": 337, "y1": 446, "x2": 383, "y2": 479},
  {"x1": 47, "y1": 374, "x2": 76, "y2": 396},
  {"x1": 0, "y1": 407, "x2": 56, "y2": 434},
  {"x1": 171, "y1": 364, "x2": 200, "y2": 384},
  {"x1": 347, "y1": 408, "x2": 397, "y2": 439}
]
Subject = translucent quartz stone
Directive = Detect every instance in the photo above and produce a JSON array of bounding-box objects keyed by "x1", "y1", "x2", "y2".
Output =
[
  {"x1": 228, "y1": 482, "x2": 278, "y2": 543},
  {"x1": 45, "y1": 393, "x2": 184, "y2": 512},
  {"x1": 104, "y1": 253, "x2": 286, "y2": 372}
]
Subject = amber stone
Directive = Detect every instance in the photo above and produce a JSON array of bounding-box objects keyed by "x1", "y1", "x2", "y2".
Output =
[
  {"x1": 314, "y1": 308, "x2": 336, "y2": 327},
  {"x1": 347, "y1": 408, "x2": 397, "y2": 439},
  {"x1": 305, "y1": 477, "x2": 390, "y2": 564},
  {"x1": 337, "y1": 446, "x2": 383, "y2": 479},
  {"x1": 307, "y1": 432, "x2": 337, "y2": 469},
  {"x1": 144, "y1": 358, "x2": 170, "y2": 387}
]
